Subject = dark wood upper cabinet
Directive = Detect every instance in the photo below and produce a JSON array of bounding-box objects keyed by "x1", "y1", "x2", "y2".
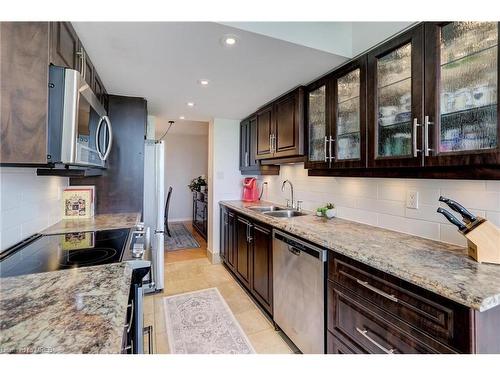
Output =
[
  {"x1": 254, "y1": 87, "x2": 305, "y2": 161},
  {"x1": 50, "y1": 22, "x2": 80, "y2": 70},
  {"x1": 274, "y1": 87, "x2": 305, "y2": 157},
  {"x1": 250, "y1": 223, "x2": 273, "y2": 315},
  {"x1": 1, "y1": 22, "x2": 109, "y2": 167},
  {"x1": 305, "y1": 77, "x2": 331, "y2": 169},
  {"x1": 331, "y1": 57, "x2": 368, "y2": 169},
  {"x1": 367, "y1": 24, "x2": 424, "y2": 168},
  {"x1": 256, "y1": 105, "x2": 274, "y2": 159},
  {"x1": 306, "y1": 58, "x2": 367, "y2": 170},
  {"x1": 240, "y1": 115, "x2": 280, "y2": 175},
  {"x1": 0, "y1": 22, "x2": 49, "y2": 165},
  {"x1": 423, "y1": 22, "x2": 500, "y2": 167},
  {"x1": 240, "y1": 118, "x2": 250, "y2": 170}
]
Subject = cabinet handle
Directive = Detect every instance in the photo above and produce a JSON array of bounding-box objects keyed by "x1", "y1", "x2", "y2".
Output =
[
  {"x1": 273, "y1": 134, "x2": 276, "y2": 154},
  {"x1": 424, "y1": 115, "x2": 433, "y2": 157},
  {"x1": 269, "y1": 134, "x2": 273, "y2": 153},
  {"x1": 329, "y1": 136, "x2": 335, "y2": 161},
  {"x1": 356, "y1": 279, "x2": 398, "y2": 303},
  {"x1": 247, "y1": 223, "x2": 253, "y2": 242},
  {"x1": 324, "y1": 136, "x2": 328, "y2": 162},
  {"x1": 412, "y1": 118, "x2": 421, "y2": 157},
  {"x1": 356, "y1": 327, "x2": 396, "y2": 354},
  {"x1": 245, "y1": 151, "x2": 249, "y2": 167}
]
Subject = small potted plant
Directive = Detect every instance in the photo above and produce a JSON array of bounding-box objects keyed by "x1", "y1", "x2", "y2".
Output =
[
  {"x1": 188, "y1": 175, "x2": 207, "y2": 199},
  {"x1": 325, "y1": 203, "x2": 336, "y2": 219}
]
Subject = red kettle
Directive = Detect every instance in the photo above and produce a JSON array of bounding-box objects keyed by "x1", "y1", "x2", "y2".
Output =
[{"x1": 242, "y1": 178, "x2": 259, "y2": 202}]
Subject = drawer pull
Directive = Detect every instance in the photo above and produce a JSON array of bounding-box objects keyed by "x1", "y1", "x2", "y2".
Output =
[
  {"x1": 356, "y1": 279, "x2": 398, "y2": 303},
  {"x1": 356, "y1": 327, "x2": 396, "y2": 354}
]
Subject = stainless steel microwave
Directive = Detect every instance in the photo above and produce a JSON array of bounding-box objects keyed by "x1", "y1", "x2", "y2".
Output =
[{"x1": 47, "y1": 66, "x2": 112, "y2": 168}]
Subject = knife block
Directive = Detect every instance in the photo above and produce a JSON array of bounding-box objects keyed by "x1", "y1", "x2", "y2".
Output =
[{"x1": 460, "y1": 218, "x2": 500, "y2": 264}]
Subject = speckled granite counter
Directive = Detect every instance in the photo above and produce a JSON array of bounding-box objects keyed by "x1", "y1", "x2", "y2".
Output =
[
  {"x1": 42, "y1": 212, "x2": 141, "y2": 235},
  {"x1": 220, "y1": 200, "x2": 500, "y2": 312},
  {"x1": 0, "y1": 263, "x2": 132, "y2": 354}
]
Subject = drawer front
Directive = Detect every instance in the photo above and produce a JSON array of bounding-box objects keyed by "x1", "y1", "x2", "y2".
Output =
[
  {"x1": 328, "y1": 285, "x2": 435, "y2": 354},
  {"x1": 327, "y1": 331, "x2": 364, "y2": 354},
  {"x1": 328, "y1": 255, "x2": 470, "y2": 352}
]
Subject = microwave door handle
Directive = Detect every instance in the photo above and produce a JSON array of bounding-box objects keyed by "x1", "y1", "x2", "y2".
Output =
[
  {"x1": 95, "y1": 116, "x2": 105, "y2": 160},
  {"x1": 101, "y1": 116, "x2": 113, "y2": 161}
]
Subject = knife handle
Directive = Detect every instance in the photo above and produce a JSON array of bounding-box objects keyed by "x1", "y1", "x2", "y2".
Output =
[
  {"x1": 437, "y1": 207, "x2": 466, "y2": 231},
  {"x1": 439, "y1": 196, "x2": 476, "y2": 223}
]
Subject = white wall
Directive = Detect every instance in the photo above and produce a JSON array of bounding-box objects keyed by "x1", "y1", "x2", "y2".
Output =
[
  {"x1": 164, "y1": 133, "x2": 208, "y2": 221},
  {"x1": 208, "y1": 118, "x2": 242, "y2": 260},
  {"x1": 0, "y1": 168, "x2": 68, "y2": 251},
  {"x1": 262, "y1": 164, "x2": 500, "y2": 247}
]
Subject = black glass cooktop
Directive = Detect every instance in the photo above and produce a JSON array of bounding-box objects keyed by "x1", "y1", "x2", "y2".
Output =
[{"x1": 0, "y1": 228, "x2": 130, "y2": 278}]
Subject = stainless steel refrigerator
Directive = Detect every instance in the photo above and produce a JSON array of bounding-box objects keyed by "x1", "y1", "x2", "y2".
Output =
[{"x1": 143, "y1": 139, "x2": 165, "y2": 292}]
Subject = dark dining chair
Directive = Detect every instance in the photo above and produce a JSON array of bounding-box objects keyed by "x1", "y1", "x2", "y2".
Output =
[{"x1": 164, "y1": 186, "x2": 173, "y2": 237}]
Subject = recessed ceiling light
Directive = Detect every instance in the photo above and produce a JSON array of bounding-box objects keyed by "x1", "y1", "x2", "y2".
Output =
[
  {"x1": 187, "y1": 102, "x2": 195, "y2": 107},
  {"x1": 220, "y1": 34, "x2": 238, "y2": 47},
  {"x1": 179, "y1": 116, "x2": 185, "y2": 120},
  {"x1": 198, "y1": 79, "x2": 210, "y2": 86}
]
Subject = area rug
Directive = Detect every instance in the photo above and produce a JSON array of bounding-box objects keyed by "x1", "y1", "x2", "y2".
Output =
[
  {"x1": 164, "y1": 223, "x2": 200, "y2": 251},
  {"x1": 163, "y1": 288, "x2": 255, "y2": 354}
]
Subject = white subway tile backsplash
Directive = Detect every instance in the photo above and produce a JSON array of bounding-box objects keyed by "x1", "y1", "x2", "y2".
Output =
[
  {"x1": 0, "y1": 168, "x2": 67, "y2": 251},
  {"x1": 378, "y1": 213, "x2": 440, "y2": 240},
  {"x1": 440, "y1": 189, "x2": 499, "y2": 211},
  {"x1": 486, "y1": 211, "x2": 500, "y2": 227},
  {"x1": 264, "y1": 163, "x2": 499, "y2": 247},
  {"x1": 439, "y1": 224, "x2": 467, "y2": 246}
]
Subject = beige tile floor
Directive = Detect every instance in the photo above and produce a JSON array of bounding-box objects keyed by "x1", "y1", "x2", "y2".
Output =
[{"x1": 144, "y1": 222, "x2": 293, "y2": 354}]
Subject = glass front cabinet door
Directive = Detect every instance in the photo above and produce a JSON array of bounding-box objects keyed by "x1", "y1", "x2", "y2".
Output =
[
  {"x1": 424, "y1": 22, "x2": 500, "y2": 166},
  {"x1": 305, "y1": 78, "x2": 330, "y2": 169},
  {"x1": 368, "y1": 25, "x2": 424, "y2": 168},
  {"x1": 331, "y1": 57, "x2": 367, "y2": 168}
]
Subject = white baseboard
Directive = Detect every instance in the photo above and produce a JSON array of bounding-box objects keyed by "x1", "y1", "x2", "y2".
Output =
[{"x1": 168, "y1": 217, "x2": 192, "y2": 223}]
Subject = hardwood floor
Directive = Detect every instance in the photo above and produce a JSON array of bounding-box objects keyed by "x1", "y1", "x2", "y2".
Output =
[
  {"x1": 165, "y1": 221, "x2": 207, "y2": 264},
  {"x1": 144, "y1": 221, "x2": 293, "y2": 354}
]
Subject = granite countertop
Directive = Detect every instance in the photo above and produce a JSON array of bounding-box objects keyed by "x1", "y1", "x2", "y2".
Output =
[
  {"x1": 42, "y1": 212, "x2": 141, "y2": 235},
  {"x1": 220, "y1": 200, "x2": 500, "y2": 312},
  {"x1": 0, "y1": 263, "x2": 132, "y2": 354}
]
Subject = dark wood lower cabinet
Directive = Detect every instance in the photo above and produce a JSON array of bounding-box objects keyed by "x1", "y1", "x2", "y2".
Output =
[
  {"x1": 327, "y1": 252, "x2": 500, "y2": 354},
  {"x1": 220, "y1": 207, "x2": 273, "y2": 316},
  {"x1": 250, "y1": 223, "x2": 273, "y2": 314},
  {"x1": 236, "y1": 216, "x2": 252, "y2": 289}
]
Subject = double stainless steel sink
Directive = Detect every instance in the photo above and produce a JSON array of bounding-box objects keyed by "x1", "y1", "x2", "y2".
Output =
[{"x1": 247, "y1": 205, "x2": 307, "y2": 218}]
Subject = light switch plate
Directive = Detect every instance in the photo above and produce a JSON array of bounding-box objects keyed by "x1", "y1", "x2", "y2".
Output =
[{"x1": 406, "y1": 190, "x2": 419, "y2": 209}]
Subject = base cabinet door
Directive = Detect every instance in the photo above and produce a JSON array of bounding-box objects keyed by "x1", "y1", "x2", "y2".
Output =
[
  {"x1": 250, "y1": 223, "x2": 273, "y2": 314},
  {"x1": 236, "y1": 216, "x2": 252, "y2": 289},
  {"x1": 226, "y1": 211, "x2": 236, "y2": 270}
]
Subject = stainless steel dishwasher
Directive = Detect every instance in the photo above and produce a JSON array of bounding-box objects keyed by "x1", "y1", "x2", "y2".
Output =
[{"x1": 273, "y1": 230, "x2": 327, "y2": 354}]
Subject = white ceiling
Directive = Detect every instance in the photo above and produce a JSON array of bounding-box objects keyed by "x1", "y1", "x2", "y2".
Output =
[
  {"x1": 72, "y1": 22, "x2": 413, "y2": 124},
  {"x1": 72, "y1": 22, "x2": 348, "y2": 122}
]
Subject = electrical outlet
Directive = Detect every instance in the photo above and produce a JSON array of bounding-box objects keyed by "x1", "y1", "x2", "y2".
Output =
[{"x1": 406, "y1": 190, "x2": 419, "y2": 209}]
